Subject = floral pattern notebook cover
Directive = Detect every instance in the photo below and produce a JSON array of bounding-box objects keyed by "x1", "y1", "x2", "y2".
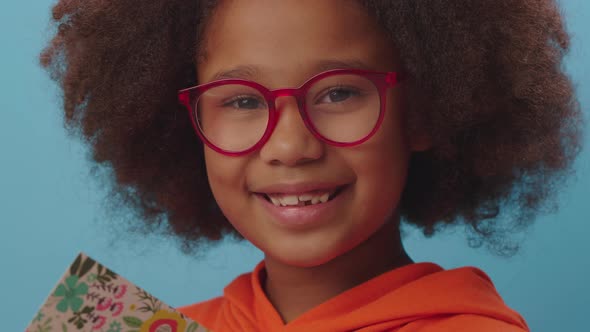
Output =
[{"x1": 25, "y1": 252, "x2": 210, "y2": 332}]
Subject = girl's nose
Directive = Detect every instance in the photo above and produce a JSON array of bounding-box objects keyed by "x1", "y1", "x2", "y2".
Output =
[{"x1": 259, "y1": 96, "x2": 324, "y2": 166}]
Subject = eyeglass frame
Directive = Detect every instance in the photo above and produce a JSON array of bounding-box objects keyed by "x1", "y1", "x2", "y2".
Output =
[{"x1": 178, "y1": 68, "x2": 403, "y2": 157}]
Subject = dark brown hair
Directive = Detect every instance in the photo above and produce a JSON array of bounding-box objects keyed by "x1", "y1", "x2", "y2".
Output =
[{"x1": 41, "y1": 0, "x2": 584, "y2": 255}]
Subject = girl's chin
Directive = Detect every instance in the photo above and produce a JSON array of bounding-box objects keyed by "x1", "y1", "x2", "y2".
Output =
[{"x1": 263, "y1": 240, "x2": 359, "y2": 269}]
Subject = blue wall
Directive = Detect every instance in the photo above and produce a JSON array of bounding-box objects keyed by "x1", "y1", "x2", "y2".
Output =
[{"x1": 2, "y1": 1, "x2": 588, "y2": 331}]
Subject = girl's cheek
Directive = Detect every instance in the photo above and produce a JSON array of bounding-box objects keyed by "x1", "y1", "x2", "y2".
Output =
[
  {"x1": 204, "y1": 148, "x2": 251, "y2": 209},
  {"x1": 204, "y1": 149, "x2": 244, "y2": 183}
]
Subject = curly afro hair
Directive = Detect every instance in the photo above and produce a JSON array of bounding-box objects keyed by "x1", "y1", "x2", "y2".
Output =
[{"x1": 41, "y1": 0, "x2": 584, "y2": 255}]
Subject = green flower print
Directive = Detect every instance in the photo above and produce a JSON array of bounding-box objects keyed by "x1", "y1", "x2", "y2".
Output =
[
  {"x1": 86, "y1": 273, "x2": 98, "y2": 283},
  {"x1": 107, "y1": 321, "x2": 122, "y2": 332},
  {"x1": 53, "y1": 275, "x2": 89, "y2": 313}
]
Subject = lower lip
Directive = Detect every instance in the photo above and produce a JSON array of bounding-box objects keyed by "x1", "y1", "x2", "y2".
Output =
[{"x1": 254, "y1": 186, "x2": 349, "y2": 230}]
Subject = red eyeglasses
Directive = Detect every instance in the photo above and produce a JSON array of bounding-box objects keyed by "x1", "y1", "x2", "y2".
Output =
[{"x1": 178, "y1": 68, "x2": 402, "y2": 156}]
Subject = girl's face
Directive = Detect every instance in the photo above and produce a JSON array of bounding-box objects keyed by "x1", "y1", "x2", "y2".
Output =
[{"x1": 198, "y1": 0, "x2": 425, "y2": 267}]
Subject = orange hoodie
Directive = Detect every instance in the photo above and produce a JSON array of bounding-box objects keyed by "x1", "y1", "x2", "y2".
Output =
[{"x1": 178, "y1": 261, "x2": 529, "y2": 332}]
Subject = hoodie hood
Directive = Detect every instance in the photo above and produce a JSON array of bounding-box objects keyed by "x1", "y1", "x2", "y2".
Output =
[{"x1": 179, "y1": 261, "x2": 529, "y2": 332}]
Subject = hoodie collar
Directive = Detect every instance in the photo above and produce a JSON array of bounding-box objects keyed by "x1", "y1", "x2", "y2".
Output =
[{"x1": 222, "y1": 260, "x2": 528, "y2": 332}]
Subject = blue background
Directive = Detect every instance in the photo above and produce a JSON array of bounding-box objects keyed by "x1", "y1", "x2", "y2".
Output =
[{"x1": 2, "y1": 1, "x2": 588, "y2": 331}]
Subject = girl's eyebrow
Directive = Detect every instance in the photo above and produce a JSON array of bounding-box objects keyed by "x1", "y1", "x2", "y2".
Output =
[
  {"x1": 209, "y1": 58, "x2": 374, "y2": 81},
  {"x1": 314, "y1": 59, "x2": 374, "y2": 72},
  {"x1": 210, "y1": 65, "x2": 259, "y2": 81}
]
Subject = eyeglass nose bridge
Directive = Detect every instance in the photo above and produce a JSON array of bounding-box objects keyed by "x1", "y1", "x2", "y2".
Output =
[
  {"x1": 268, "y1": 87, "x2": 306, "y2": 111},
  {"x1": 263, "y1": 87, "x2": 322, "y2": 145}
]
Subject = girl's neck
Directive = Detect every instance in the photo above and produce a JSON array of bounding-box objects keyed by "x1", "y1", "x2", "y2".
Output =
[{"x1": 262, "y1": 219, "x2": 413, "y2": 324}]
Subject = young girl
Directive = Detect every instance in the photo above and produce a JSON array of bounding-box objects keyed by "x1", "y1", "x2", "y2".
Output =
[{"x1": 41, "y1": 0, "x2": 583, "y2": 331}]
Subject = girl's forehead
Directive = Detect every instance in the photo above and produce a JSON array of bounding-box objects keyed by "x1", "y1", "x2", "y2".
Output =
[
  {"x1": 198, "y1": 0, "x2": 396, "y2": 84},
  {"x1": 205, "y1": 0, "x2": 377, "y2": 40}
]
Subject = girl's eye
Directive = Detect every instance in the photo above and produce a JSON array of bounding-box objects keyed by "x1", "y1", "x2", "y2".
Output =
[
  {"x1": 318, "y1": 87, "x2": 360, "y2": 104},
  {"x1": 223, "y1": 96, "x2": 265, "y2": 110}
]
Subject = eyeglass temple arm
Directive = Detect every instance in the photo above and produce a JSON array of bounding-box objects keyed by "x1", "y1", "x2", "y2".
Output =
[
  {"x1": 178, "y1": 92, "x2": 190, "y2": 107},
  {"x1": 386, "y1": 72, "x2": 405, "y2": 86}
]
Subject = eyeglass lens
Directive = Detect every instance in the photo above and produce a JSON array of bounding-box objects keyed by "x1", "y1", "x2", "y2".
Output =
[{"x1": 194, "y1": 74, "x2": 381, "y2": 152}]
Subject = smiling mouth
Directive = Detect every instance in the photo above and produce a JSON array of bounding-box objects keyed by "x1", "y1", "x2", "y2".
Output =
[{"x1": 259, "y1": 186, "x2": 346, "y2": 207}]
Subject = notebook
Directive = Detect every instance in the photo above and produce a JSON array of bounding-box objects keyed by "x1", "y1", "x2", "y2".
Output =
[{"x1": 25, "y1": 252, "x2": 210, "y2": 332}]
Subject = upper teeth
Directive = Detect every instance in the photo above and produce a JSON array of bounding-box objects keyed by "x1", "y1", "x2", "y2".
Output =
[{"x1": 267, "y1": 191, "x2": 333, "y2": 207}]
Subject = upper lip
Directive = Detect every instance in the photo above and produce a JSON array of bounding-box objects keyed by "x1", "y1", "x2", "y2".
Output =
[{"x1": 252, "y1": 181, "x2": 349, "y2": 195}]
